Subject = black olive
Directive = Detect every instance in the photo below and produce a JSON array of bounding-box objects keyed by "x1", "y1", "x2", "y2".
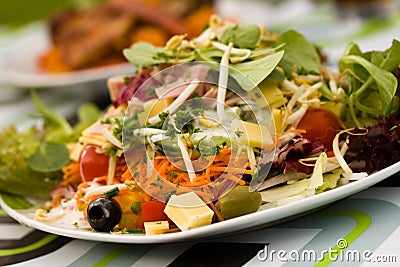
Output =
[{"x1": 87, "y1": 197, "x2": 122, "y2": 232}]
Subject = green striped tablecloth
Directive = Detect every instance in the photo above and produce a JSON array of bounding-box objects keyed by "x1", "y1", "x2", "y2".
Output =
[{"x1": 1, "y1": 187, "x2": 399, "y2": 266}]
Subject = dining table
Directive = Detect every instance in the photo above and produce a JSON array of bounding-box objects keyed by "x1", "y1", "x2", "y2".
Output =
[
  {"x1": 1, "y1": 187, "x2": 400, "y2": 266},
  {"x1": 1, "y1": 1, "x2": 400, "y2": 266}
]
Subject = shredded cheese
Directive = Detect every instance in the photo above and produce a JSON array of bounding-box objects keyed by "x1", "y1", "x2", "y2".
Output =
[
  {"x1": 101, "y1": 128, "x2": 122, "y2": 149},
  {"x1": 298, "y1": 82, "x2": 323, "y2": 101},
  {"x1": 286, "y1": 103, "x2": 308, "y2": 125},
  {"x1": 84, "y1": 184, "x2": 127, "y2": 201},
  {"x1": 217, "y1": 42, "x2": 233, "y2": 121},
  {"x1": 211, "y1": 41, "x2": 251, "y2": 62},
  {"x1": 133, "y1": 128, "x2": 166, "y2": 136},
  {"x1": 35, "y1": 208, "x2": 65, "y2": 222},
  {"x1": 177, "y1": 135, "x2": 196, "y2": 182},
  {"x1": 147, "y1": 79, "x2": 199, "y2": 125},
  {"x1": 332, "y1": 129, "x2": 354, "y2": 175},
  {"x1": 107, "y1": 154, "x2": 117, "y2": 185},
  {"x1": 286, "y1": 85, "x2": 306, "y2": 112}
]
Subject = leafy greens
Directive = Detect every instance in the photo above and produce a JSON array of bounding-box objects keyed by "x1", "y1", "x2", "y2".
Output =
[{"x1": 339, "y1": 40, "x2": 400, "y2": 127}]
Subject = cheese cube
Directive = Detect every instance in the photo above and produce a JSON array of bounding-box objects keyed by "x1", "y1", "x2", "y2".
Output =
[
  {"x1": 259, "y1": 80, "x2": 287, "y2": 109},
  {"x1": 139, "y1": 98, "x2": 173, "y2": 124},
  {"x1": 164, "y1": 192, "x2": 214, "y2": 231},
  {"x1": 272, "y1": 108, "x2": 285, "y2": 134},
  {"x1": 144, "y1": 98, "x2": 174, "y2": 117},
  {"x1": 248, "y1": 79, "x2": 287, "y2": 109},
  {"x1": 144, "y1": 221, "x2": 170, "y2": 235},
  {"x1": 231, "y1": 119, "x2": 274, "y2": 150}
]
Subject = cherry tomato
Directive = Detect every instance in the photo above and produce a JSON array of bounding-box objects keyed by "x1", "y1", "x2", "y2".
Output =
[
  {"x1": 79, "y1": 145, "x2": 109, "y2": 182},
  {"x1": 296, "y1": 108, "x2": 343, "y2": 150},
  {"x1": 141, "y1": 200, "x2": 168, "y2": 222}
]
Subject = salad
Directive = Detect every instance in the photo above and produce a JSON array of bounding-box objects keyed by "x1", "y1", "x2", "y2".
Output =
[{"x1": 2, "y1": 15, "x2": 399, "y2": 235}]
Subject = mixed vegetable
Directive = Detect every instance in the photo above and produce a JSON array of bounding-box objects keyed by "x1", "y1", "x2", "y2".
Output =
[{"x1": 1, "y1": 15, "x2": 400, "y2": 235}]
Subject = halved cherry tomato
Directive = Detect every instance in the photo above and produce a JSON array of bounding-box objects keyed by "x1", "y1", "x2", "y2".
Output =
[
  {"x1": 141, "y1": 200, "x2": 168, "y2": 222},
  {"x1": 296, "y1": 108, "x2": 343, "y2": 150},
  {"x1": 79, "y1": 145, "x2": 109, "y2": 182}
]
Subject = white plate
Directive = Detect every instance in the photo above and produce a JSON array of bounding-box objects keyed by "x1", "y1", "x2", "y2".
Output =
[
  {"x1": 0, "y1": 22, "x2": 134, "y2": 89},
  {"x1": 1, "y1": 161, "x2": 400, "y2": 244}
]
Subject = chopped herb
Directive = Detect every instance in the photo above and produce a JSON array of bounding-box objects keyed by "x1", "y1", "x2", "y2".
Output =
[
  {"x1": 123, "y1": 76, "x2": 131, "y2": 84},
  {"x1": 190, "y1": 93, "x2": 206, "y2": 115},
  {"x1": 150, "y1": 182, "x2": 163, "y2": 189},
  {"x1": 163, "y1": 190, "x2": 176, "y2": 201},
  {"x1": 131, "y1": 202, "x2": 142, "y2": 215},
  {"x1": 147, "y1": 111, "x2": 170, "y2": 129},
  {"x1": 170, "y1": 171, "x2": 178, "y2": 178},
  {"x1": 102, "y1": 116, "x2": 123, "y2": 142},
  {"x1": 104, "y1": 187, "x2": 120, "y2": 198},
  {"x1": 122, "y1": 228, "x2": 144, "y2": 234},
  {"x1": 235, "y1": 130, "x2": 244, "y2": 137},
  {"x1": 147, "y1": 87, "x2": 156, "y2": 97}
]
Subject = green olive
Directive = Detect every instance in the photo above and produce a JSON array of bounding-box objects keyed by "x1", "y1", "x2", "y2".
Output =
[{"x1": 217, "y1": 185, "x2": 262, "y2": 219}]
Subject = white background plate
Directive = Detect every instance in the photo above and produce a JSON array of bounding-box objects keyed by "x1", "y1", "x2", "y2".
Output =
[
  {"x1": 1, "y1": 161, "x2": 400, "y2": 244},
  {"x1": 0, "y1": 22, "x2": 134, "y2": 89}
]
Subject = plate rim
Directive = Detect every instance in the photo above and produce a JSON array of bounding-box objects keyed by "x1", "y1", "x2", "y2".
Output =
[
  {"x1": 2, "y1": 63, "x2": 134, "y2": 89},
  {"x1": 1, "y1": 160, "x2": 400, "y2": 244},
  {"x1": 0, "y1": 22, "x2": 135, "y2": 89}
]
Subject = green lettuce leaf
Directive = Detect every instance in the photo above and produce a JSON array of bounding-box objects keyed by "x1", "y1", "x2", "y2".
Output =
[
  {"x1": 339, "y1": 40, "x2": 400, "y2": 122},
  {"x1": 0, "y1": 126, "x2": 62, "y2": 198},
  {"x1": 220, "y1": 24, "x2": 261, "y2": 49},
  {"x1": 276, "y1": 30, "x2": 321, "y2": 78},
  {"x1": 123, "y1": 42, "x2": 195, "y2": 67},
  {"x1": 230, "y1": 50, "x2": 284, "y2": 90}
]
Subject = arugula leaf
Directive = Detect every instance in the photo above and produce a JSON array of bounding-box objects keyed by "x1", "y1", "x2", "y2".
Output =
[
  {"x1": 276, "y1": 30, "x2": 321, "y2": 78},
  {"x1": 266, "y1": 68, "x2": 286, "y2": 83},
  {"x1": 341, "y1": 55, "x2": 397, "y2": 116},
  {"x1": 71, "y1": 103, "x2": 101, "y2": 140},
  {"x1": 123, "y1": 42, "x2": 169, "y2": 66},
  {"x1": 28, "y1": 142, "x2": 70, "y2": 172},
  {"x1": 230, "y1": 50, "x2": 284, "y2": 90},
  {"x1": 339, "y1": 40, "x2": 400, "y2": 125},
  {"x1": 365, "y1": 40, "x2": 400, "y2": 73},
  {"x1": 31, "y1": 90, "x2": 73, "y2": 143},
  {"x1": 123, "y1": 42, "x2": 195, "y2": 67},
  {"x1": 220, "y1": 24, "x2": 261, "y2": 49},
  {"x1": 195, "y1": 47, "x2": 224, "y2": 62},
  {"x1": 32, "y1": 91, "x2": 100, "y2": 144},
  {"x1": 196, "y1": 44, "x2": 284, "y2": 63}
]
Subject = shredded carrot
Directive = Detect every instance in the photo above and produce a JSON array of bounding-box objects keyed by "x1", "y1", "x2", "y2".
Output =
[
  {"x1": 61, "y1": 162, "x2": 82, "y2": 186},
  {"x1": 326, "y1": 150, "x2": 335, "y2": 157},
  {"x1": 210, "y1": 166, "x2": 252, "y2": 174},
  {"x1": 148, "y1": 147, "x2": 250, "y2": 189},
  {"x1": 291, "y1": 128, "x2": 307, "y2": 134},
  {"x1": 57, "y1": 147, "x2": 249, "y2": 216},
  {"x1": 51, "y1": 187, "x2": 64, "y2": 208},
  {"x1": 224, "y1": 174, "x2": 247, "y2": 186},
  {"x1": 275, "y1": 135, "x2": 281, "y2": 146}
]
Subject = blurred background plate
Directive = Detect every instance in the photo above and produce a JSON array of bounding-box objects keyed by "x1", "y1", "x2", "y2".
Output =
[{"x1": 0, "y1": 22, "x2": 134, "y2": 89}]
